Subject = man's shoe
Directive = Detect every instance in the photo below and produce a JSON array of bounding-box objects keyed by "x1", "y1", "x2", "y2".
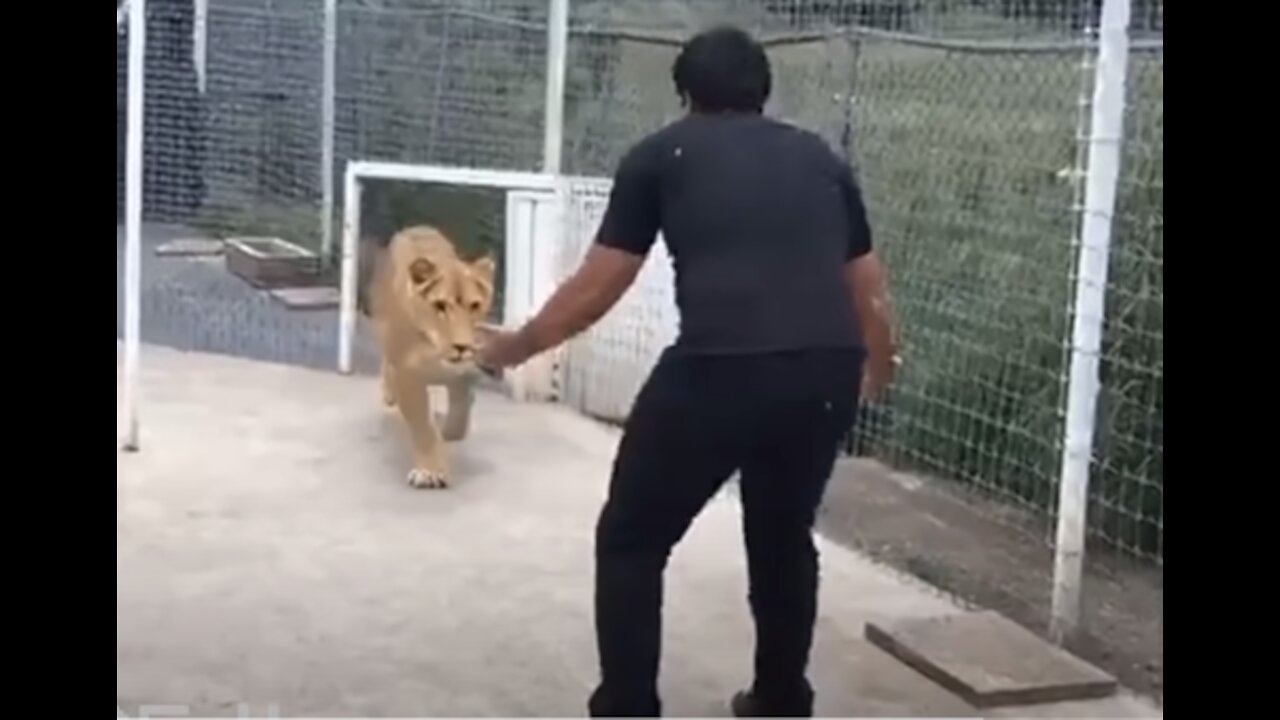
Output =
[
  {"x1": 730, "y1": 688, "x2": 814, "y2": 717},
  {"x1": 588, "y1": 685, "x2": 660, "y2": 717},
  {"x1": 730, "y1": 690, "x2": 760, "y2": 717}
]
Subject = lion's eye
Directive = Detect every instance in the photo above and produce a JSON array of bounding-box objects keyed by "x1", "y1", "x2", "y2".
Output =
[
  {"x1": 469, "y1": 301, "x2": 482, "y2": 313},
  {"x1": 433, "y1": 300, "x2": 448, "y2": 314}
]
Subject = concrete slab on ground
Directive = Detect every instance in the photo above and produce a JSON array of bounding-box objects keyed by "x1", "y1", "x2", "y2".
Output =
[
  {"x1": 116, "y1": 344, "x2": 1161, "y2": 718},
  {"x1": 268, "y1": 286, "x2": 341, "y2": 310},
  {"x1": 865, "y1": 611, "x2": 1118, "y2": 708},
  {"x1": 154, "y1": 238, "x2": 225, "y2": 257}
]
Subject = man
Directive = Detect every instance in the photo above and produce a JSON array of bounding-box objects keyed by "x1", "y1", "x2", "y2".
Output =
[{"x1": 480, "y1": 25, "x2": 896, "y2": 718}]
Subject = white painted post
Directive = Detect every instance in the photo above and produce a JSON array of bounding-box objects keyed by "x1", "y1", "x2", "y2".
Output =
[
  {"x1": 1050, "y1": 0, "x2": 1132, "y2": 643},
  {"x1": 541, "y1": 0, "x2": 569, "y2": 174},
  {"x1": 517, "y1": 0, "x2": 570, "y2": 401},
  {"x1": 122, "y1": 0, "x2": 147, "y2": 453},
  {"x1": 338, "y1": 167, "x2": 361, "y2": 374},
  {"x1": 504, "y1": 189, "x2": 562, "y2": 401},
  {"x1": 320, "y1": 0, "x2": 338, "y2": 262},
  {"x1": 193, "y1": 0, "x2": 208, "y2": 93}
]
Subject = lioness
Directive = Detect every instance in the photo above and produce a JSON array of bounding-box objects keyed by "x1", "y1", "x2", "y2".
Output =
[{"x1": 369, "y1": 225, "x2": 495, "y2": 489}]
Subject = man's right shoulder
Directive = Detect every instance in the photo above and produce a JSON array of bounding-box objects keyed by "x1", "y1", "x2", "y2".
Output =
[
  {"x1": 788, "y1": 123, "x2": 846, "y2": 168},
  {"x1": 747, "y1": 116, "x2": 844, "y2": 172}
]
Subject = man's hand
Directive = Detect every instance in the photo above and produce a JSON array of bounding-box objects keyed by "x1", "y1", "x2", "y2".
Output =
[
  {"x1": 478, "y1": 327, "x2": 538, "y2": 370},
  {"x1": 477, "y1": 244, "x2": 645, "y2": 372}
]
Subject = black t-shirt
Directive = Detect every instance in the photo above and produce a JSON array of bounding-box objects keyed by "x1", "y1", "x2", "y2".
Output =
[{"x1": 595, "y1": 112, "x2": 873, "y2": 355}]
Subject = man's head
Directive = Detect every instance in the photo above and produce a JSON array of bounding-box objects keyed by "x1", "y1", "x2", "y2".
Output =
[{"x1": 672, "y1": 25, "x2": 772, "y2": 114}]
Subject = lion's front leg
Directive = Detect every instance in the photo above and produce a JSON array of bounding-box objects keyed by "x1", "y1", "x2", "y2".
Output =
[
  {"x1": 392, "y1": 371, "x2": 450, "y2": 489},
  {"x1": 374, "y1": 316, "x2": 398, "y2": 408},
  {"x1": 439, "y1": 378, "x2": 475, "y2": 442},
  {"x1": 380, "y1": 358, "x2": 398, "y2": 408}
]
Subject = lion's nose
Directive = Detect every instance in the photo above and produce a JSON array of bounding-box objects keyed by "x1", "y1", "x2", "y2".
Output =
[{"x1": 451, "y1": 343, "x2": 473, "y2": 359}]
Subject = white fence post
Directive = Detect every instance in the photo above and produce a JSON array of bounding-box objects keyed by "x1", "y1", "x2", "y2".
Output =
[
  {"x1": 1050, "y1": 0, "x2": 1132, "y2": 643},
  {"x1": 320, "y1": 0, "x2": 338, "y2": 262},
  {"x1": 122, "y1": 0, "x2": 147, "y2": 453},
  {"x1": 192, "y1": 0, "x2": 207, "y2": 92},
  {"x1": 515, "y1": 0, "x2": 569, "y2": 400},
  {"x1": 193, "y1": 0, "x2": 208, "y2": 93},
  {"x1": 338, "y1": 165, "x2": 362, "y2": 375},
  {"x1": 504, "y1": 188, "x2": 563, "y2": 401},
  {"x1": 542, "y1": 0, "x2": 569, "y2": 174}
]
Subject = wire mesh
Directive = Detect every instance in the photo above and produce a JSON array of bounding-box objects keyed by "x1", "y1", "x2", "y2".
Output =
[
  {"x1": 335, "y1": 1, "x2": 548, "y2": 175},
  {"x1": 117, "y1": 0, "x2": 341, "y2": 372},
  {"x1": 847, "y1": 37, "x2": 1085, "y2": 527},
  {"x1": 117, "y1": 0, "x2": 546, "y2": 375},
  {"x1": 1089, "y1": 44, "x2": 1163, "y2": 571},
  {"x1": 1077, "y1": 38, "x2": 1163, "y2": 704},
  {"x1": 817, "y1": 20, "x2": 1091, "y2": 680}
]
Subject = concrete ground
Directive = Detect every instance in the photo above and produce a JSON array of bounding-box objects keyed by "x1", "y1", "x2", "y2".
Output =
[{"x1": 116, "y1": 344, "x2": 1162, "y2": 718}]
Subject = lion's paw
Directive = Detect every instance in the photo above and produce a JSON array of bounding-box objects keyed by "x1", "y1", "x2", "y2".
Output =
[{"x1": 407, "y1": 467, "x2": 449, "y2": 489}]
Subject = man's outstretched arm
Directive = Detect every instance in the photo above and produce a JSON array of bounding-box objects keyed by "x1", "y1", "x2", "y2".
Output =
[
  {"x1": 479, "y1": 142, "x2": 659, "y2": 369},
  {"x1": 502, "y1": 245, "x2": 645, "y2": 361}
]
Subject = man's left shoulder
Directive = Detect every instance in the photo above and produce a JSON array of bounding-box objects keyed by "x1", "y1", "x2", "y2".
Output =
[
  {"x1": 636, "y1": 118, "x2": 697, "y2": 157},
  {"x1": 615, "y1": 122, "x2": 683, "y2": 174}
]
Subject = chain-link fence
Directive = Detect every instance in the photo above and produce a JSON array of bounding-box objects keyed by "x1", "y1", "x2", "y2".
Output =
[
  {"x1": 119, "y1": 0, "x2": 1162, "y2": 703},
  {"x1": 117, "y1": 0, "x2": 547, "y2": 374},
  {"x1": 836, "y1": 16, "x2": 1161, "y2": 704},
  {"x1": 1074, "y1": 36, "x2": 1162, "y2": 701}
]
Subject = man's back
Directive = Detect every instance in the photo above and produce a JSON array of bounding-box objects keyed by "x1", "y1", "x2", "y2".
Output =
[{"x1": 598, "y1": 112, "x2": 871, "y2": 355}]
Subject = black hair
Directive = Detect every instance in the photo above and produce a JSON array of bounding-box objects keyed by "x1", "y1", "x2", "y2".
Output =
[{"x1": 672, "y1": 25, "x2": 772, "y2": 113}]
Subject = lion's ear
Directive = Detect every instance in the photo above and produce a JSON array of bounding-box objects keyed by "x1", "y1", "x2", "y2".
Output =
[
  {"x1": 470, "y1": 254, "x2": 496, "y2": 283},
  {"x1": 408, "y1": 257, "x2": 437, "y2": 286}
]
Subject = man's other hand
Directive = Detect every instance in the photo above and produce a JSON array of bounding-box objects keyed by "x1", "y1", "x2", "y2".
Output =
[
  {"x1": 844, "y1": 250, "x2": 897, "y2": 402},
  {"x1": 861, "y1": 351, "x2": 898, "y2": 401}
]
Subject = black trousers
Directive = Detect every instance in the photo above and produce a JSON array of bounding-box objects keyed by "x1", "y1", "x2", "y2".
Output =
[{"x1": 587, "y1": 347, "x2": 863, "y2": 717}]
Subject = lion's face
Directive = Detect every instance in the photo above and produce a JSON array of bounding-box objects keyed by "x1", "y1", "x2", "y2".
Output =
[{"x1": 405, "y1": 253, "x2": 496, "y2": 366}]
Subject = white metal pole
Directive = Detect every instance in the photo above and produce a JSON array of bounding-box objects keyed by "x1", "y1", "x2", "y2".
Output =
[
  {"x1": 533, "y1": 0, "x2": 570, "y2": 399},
  {"x1": 338, "y1": 167, "x2": 361, "y2": 374},
  {"x1": 541, "y1": 0, "x2": 569, "y2": 174},
  {"x1": 320, "y1": 0, "x2": 338, "y2": 262},
  {"x1": 193, "y1": 0, "x2": 208, "y2": 93},
  {"x1": 122, "y1": 0, "x2": 147, "y2": 453},
  {"x1": 1050, "y1": 0, "x2": 1132, "y2": 643}
]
